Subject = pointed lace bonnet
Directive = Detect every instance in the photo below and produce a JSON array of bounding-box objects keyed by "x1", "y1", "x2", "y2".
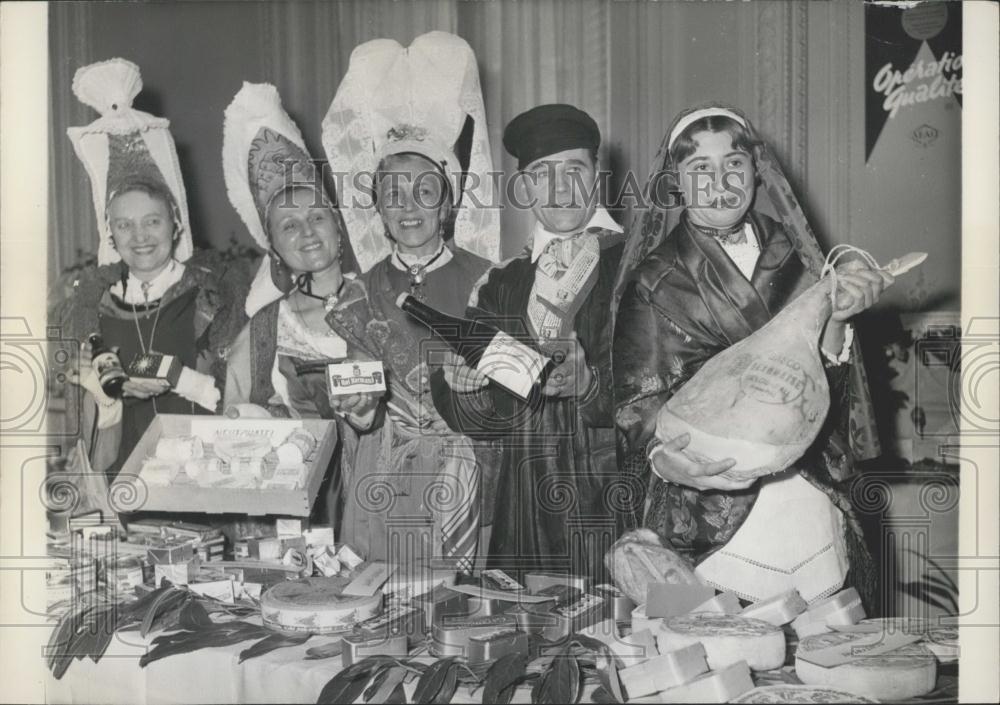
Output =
[{"x1": 67, "y1": 58, "x2": 193, "y2": 265}]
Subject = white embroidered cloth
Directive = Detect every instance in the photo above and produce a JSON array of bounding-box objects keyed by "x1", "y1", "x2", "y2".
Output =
[{"x1": 695, "y1": 471, "x2": 849, "y2": 603}]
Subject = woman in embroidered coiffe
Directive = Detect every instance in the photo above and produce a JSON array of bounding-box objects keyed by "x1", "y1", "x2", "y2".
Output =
[
  {"x1": 53, "y1": 59, "x2": 248, "y2": 484},
  {"x1": 612, "y1": 104, "x2": 892, "y2": 610},
  {"x1": 318, "y1": 32, "x2": 502, "y2": 571},
  {"x1": 221, "y1": 82, "x2": 381, "y2": 529}
]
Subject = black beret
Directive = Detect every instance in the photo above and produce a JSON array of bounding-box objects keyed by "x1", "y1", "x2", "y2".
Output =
[{"x1": 502, "y1": 104, "x2": 600, "y2": 170}]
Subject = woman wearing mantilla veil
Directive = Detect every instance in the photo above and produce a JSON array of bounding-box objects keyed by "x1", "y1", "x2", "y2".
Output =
[
  {"x1": 319, "y1": 32, "x2": 502, "y2": 571},
  {"x1": 612, "y1": 104, "x2": 890, "y2": 611}
]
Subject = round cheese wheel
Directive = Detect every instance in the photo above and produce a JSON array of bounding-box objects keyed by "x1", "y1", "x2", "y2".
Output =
[
  {"x1": 261, "y1": 576, "x2": 381, "y2": 634},
  {"x1": 858, "y1": 618, "x2": 959, "y2": 664},
  {"x1": 656, "y1": 613, "x2": 786, "y2": 672},
  {"x1": 795, "y1": 632, "x2": 936, "y2": 701},
  {"x1": 731, "y1": 684, "x2": 879, "y2": 703}
]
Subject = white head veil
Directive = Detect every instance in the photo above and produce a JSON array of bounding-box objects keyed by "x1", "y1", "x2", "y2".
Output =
[{"x1": 321, "y1": 31, "x2": 500, "y2": 272}]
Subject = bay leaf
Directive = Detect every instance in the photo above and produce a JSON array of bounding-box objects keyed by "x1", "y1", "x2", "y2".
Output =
[
  {"x1": 238, "y1": 631, "x2": 312, "y2": 663},
  {"x1": 548, "y1": 651, "x2": 580, "y2": 704},
  {"x1": 413, "y1": 657, "x2": 457, "y2": 704},
  {"x1": 305, "y1": 640, "x2": 344, "y2": 660},
  {"x1": 179, "y1": 599, "x2": 213, "y2": 630},
  {"x1": 368, "y1": 666, "x2": 407, "y2": 705},
  {"x1": 482, "y1": 652, "x2": 527, "y2": 704}
]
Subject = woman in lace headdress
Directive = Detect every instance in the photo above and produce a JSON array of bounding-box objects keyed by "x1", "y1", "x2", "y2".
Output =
[
  {"x1": 221, "y1": 82, "x2": 381, "y2": 530},
  {"x1": 53, "y1": 59, "x2": 248, "y2": 485},
  {"x1": 613, "y1": 104, "x2": 891, "y2": 609},
  {"x1": 319, "y1": 32, "x2": 502, "y2": 571}
]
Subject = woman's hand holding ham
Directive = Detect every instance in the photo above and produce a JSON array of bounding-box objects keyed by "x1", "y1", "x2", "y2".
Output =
[{"x1": 650, "y1": 433, "x2": 754, "y2": 492}]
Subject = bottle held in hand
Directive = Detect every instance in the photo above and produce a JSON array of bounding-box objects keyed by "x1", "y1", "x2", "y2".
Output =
[
  {"x1": 396, "y1": 293, "x2": 561, "y2": 401},
  {"x1": 87, "y1": 333, "x2": 127, "y2": 398}
]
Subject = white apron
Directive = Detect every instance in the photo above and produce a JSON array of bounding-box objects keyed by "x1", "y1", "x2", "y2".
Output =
[{"x1": 695, "y1": 470, "x2": 849, "y2": 604}]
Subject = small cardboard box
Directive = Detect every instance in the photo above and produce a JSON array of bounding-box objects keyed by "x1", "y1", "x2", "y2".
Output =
[
  {"x1": 127, "y1": 352, "x2": 183, "y2": 385},
  {"x1": 119, "y1": 415, "x2": 337, "y2": 516},
  {"x1": 326, "y1": 361, "x2": 386, "y2": 396}
]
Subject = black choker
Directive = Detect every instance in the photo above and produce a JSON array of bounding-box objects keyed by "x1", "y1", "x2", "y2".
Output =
[
  {"x1": 686, "y1": 216, "x2": 747, "y2": 244},
  {"x1": 295, "y1": 273, "x2": 345, "y2": 312},
  {"x1": 394, "y1": 246, "x2": 446, "y2": 299}
]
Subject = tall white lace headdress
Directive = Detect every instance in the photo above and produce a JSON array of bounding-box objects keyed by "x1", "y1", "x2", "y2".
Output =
[
  {"x1": 67, "y1": 58, "x2": 193, "y2": 266},
  {"x1": 322, "y1": 30, "x2": 500, "y2": 272},
  {"x1": 223, "y1": 82, "x2": 330, "y2": 316}
]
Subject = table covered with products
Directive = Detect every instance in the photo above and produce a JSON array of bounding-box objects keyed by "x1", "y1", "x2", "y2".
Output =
[
  {"x1": 44, "y1": 414, "x2": 959, "y2": 704},
  {"x1": 44, "y1": 526, "x2": 959, "y2": 705}
]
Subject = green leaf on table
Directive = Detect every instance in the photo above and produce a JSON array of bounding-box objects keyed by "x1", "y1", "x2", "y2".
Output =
[
  {"x1": 590, "y1": 685, "x2": 615, "y2": 704},
  {"x1": 437, "y1": 661, "x2": 459, "y2": 704},
  {"x1": 140, "y1": 588, "x2": 188, "y2": 637},
  {"x1": 48, "y1": 606, "x2": 93, "y2": 679},
  {"x1": 367, "y1": 666, "x2": 408, "y2": 704},
  {"x1": 384, "y1": 681, "x2": 407, "y2": 704},
  {"x1": 305, "y1": 640, "x2": 344, "y2": 660},
  {"x1": 363, "y1": 664, "x2": 395, "y2": 702},
  {"x1": 530, "y1": 670, "x2": 549, "y2": 703},
  {"x1": 547, "y1": 650, "x2": 581, "y2": 704},
  {"x1": 179, "y1": 599, "x2": 214, "y2": 630},
  {"x1": 317, "y1": 656, "x2": 397, "y2": 705},
  {"x1": 139, "y1": 621, "x2": 269, "y2": 668},
  {"x1": 413, "y1": 657, "x2": 458, "y2": 704},
  {"x1": 238, "y1": 631, "x2": 312, "y2": 663},
  {"x1": 482, "y1": 652, "x2": 528, "y2": 704}
]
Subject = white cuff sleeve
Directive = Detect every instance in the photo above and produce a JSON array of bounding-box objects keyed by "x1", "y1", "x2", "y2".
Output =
[
  {"x1": 175, "y1": 366, "x2": 222, "y2": 411},
  {"x1": 822, "y1": 323, "x2": 854, "y2": 366},
  {"x1": 347, "y1": 406, "x2": 377, "y2": 430}
]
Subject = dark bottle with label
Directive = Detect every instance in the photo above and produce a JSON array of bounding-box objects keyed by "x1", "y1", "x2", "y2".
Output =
[
  {"x1": 88, "y1": 333, "x2": 127, "y2": 398},
  {"x1": 396, "y1": 293, "x2": 561, "y2": 401}
]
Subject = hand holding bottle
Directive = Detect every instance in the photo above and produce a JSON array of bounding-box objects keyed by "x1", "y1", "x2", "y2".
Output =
[
  {"x1": 541, "y1": 333, "x2": 593, "y2": 398},
  {"x1": 440, "y1": 351, "x2": 489, "y2": 392}
]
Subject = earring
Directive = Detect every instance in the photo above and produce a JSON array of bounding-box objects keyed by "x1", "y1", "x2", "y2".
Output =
[{"x1": 269, "y1": 251, "x2": 294, "y2": 293}]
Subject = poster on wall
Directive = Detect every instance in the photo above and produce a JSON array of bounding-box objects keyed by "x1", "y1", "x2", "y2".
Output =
[{"x1": 865, "y1": 1, "x2": 962, "y2": 161}]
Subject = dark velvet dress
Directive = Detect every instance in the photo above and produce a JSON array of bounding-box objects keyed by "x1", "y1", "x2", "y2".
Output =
[
  {"x1": 101, "y1": 287, "x2": 209, "y2": 478},
  {"x1": 430, "y1": 231, "x2": 625, "y2": 581}
]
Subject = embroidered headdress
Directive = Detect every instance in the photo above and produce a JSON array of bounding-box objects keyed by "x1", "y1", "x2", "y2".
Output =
[
  {"x1": 322, "y1": 31, "x2": 500, "y2": 272},
  {"x1": 222, "y1": 82, "x2": 323, "y2": 251},
  {"x1": 223, "y1": 82, "x2": 345, "y2": 315},
  {"x1": 67, "y1": 58, "x2": 193, "y2": 265}
]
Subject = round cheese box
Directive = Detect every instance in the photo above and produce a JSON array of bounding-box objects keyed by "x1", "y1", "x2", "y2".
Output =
[
  {"x1": 656, "y1": 613, "x2": 786, "y2": 672},
  {"x1": 731, "y1": 684, "x2": 879, "y2": 703},
  {"x1": 795, "y1": 631, "x2": 937, "y2": 701},
  {"x1": 857, "y1": 617, "x2": 959, "y2": 664},
  {"x1": 261, "y1": 576, "x2": 382, "y2": 634}
]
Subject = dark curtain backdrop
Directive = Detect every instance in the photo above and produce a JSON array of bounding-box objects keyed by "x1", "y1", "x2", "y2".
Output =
[
  {"x1": 49, "y1": 0, "x2": 957, "y2": 313},
  {"x1": 48, "y1": 0, "x2": 822, "y2": 277}
]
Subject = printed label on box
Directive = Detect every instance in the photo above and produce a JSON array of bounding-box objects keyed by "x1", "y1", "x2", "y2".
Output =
[{"x1": 327, "y1": 361, "x2": 387, "y2": 396}]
